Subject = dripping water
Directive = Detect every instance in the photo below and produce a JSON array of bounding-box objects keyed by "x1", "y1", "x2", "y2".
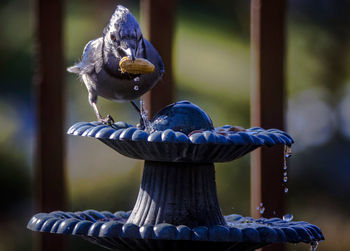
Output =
[
  {"x1": 133, "y1": 77, "x2": 140, "y2": 91},
  {"x1": 283, "y1": 145, "x2": 292, "y2": 193},
  {"x1": 140, "y1": 98, "x2": 151, "y2": 131},
  {"x1": 310, "y1": 241, "x2": 319, "y2": 251},
  {"x1": 256, "y1": 202, "x2": 265, "y2": 214}
]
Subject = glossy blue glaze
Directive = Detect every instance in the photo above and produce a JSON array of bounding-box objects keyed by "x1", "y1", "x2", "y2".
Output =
[
  {"x1": 122, "y1": 223, "x2": 141, "y2": 239},
  {"x1": 192, "y1": 226, "x2": 209, "y2": 241},
  {"x1": 176, "y1": 225, "x2": 192, "y2": 240},
  {"x1": 208, "y1": 225, "x2": 230, "y2": 242},
  {"x1": 67, "y1": 120, "x2": 293, "y2": 163},
  {"x1": 149, "y1": 101, "x2": 214, "y2": 135},
  {"x1": 27, "y1": 210, "x2": 324, "y2": 250},
  {"x1": 229, "y1": 227, "x2": 243, "y2": 241},
  {"x1": 140, "y1": 224, "x2": 156, "y2": 239},
  {"x1": 242, "y1": 228, "x2": 261, "y2": 242},
  {"x1": 154, "y1": 223, "x2": 178, "y2": 240}
]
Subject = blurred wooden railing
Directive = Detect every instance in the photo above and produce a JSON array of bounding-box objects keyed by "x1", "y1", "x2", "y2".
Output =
[
  {"x1": 34, "y1": 0, "x2": 285, "y2": 251},
  {"x1": 250, "y1": 1, "x2": 286, "y2": 250},
  {"x1": 35, "y1": 0, "x2": 67, "y2": 251},
  {"x1": 142, "y1": 0, "x2": 176, "y2": 117}
]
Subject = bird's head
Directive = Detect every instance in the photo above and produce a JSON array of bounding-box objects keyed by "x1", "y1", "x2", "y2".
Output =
[{"x1": 103, "y1": 5, "x2": 143, "y2": 63}]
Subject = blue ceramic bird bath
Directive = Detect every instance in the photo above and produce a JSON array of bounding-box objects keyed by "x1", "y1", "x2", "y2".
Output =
[{"x1": 27, "y1": 101, "x2": 324, "y2": 250}]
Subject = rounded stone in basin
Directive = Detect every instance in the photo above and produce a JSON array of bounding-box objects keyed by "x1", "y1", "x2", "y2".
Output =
[{"x1": 149, "y1": 100, "x2": 214, "y2": 135}]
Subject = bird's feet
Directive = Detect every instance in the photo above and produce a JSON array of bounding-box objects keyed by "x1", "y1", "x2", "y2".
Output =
[
  {"x1": 136, "y1": 117, "x2": 145, "y2": 130},
  {"x1": 99, "y1": 115, "x2": 115, "y2": 125}
]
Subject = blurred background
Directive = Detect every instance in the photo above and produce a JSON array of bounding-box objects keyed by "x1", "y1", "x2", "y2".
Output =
[{"x1": 1, "y1": 0, "x2": 350, "y2": 250}]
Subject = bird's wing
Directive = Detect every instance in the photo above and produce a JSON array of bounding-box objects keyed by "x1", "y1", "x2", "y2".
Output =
[
  {"x1": 143, "y1": 38, "x2": 165, "y2": 74},
  {"x1": 135, "y1": 38, "x2": 146, "y2": 59},
  {"x1": 67, "y1": 37, "x2": 103, "y2": 75}
]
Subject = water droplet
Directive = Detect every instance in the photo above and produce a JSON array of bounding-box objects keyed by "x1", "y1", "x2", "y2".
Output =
[
  {"x1": 140, "y1": 99, "x2": 151, "y2": 131},
  {"x1": 273, "y1": 211, "x2": 276, "y2": 215},
  {"x1": 134, "y1": 77, "x2": 140, "y2": 82},
  {"x1": 284, "y1": 145, "x2": 292, "y2": 158},
  {"x1": 256, "y1": 203, "x2": 265, "y2": 214},
  {"x1": 134, "y1": 85, "x2": 139, "y2": 91},
  {"x1": 283, "y1": 171, "x2": 288, "y2": 177},
  {"x1": 282, "y1": 214, "x2": 293, "y2": 222},
  {"x1": 284, "y1": 187, "x2": 289, "y2": 193},
  {"x1": 310, "y1": 241, "x2": 319, "y2": 251},
  {"x1": 283, "y1": 177, "x2": 288, "y2": 183},
  {"x1": 283, "y1": 146, "x2": 292, "y2": 173}
]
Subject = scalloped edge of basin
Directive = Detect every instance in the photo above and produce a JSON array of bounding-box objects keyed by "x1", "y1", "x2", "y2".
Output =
[
  {"x1": 67, "y1": 121, "x2": 293, "y2": 163},
  {"x1": 27, "y1": 210, "x2": 324, "y2": 251}
]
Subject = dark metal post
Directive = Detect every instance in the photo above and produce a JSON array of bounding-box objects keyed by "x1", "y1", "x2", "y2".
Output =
[
  {"x1": 35, "y1": 0, "x2": 67, "y2": 250},
  {"x1": 250, "y1": 0, "x2": 286, "y2": 250},
  {"x1": 141, "y1": 0, "x2": 176, "y2": 118}
]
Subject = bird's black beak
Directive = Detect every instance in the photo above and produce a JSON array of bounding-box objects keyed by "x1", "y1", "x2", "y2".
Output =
[{"x1": 118, "y1": 47, "x2": 136, "y2": 62}]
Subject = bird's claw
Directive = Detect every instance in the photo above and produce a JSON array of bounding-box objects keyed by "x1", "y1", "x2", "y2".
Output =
[
  {"x1": 99, "y1": 115, "x2": 115, "y2": 125},
  {"x1": 136, "y1": 122, "x2": 145, "y2": 130}
]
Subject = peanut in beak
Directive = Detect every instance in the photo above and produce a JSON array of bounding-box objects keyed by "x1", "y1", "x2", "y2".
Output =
[{"x1": 119, "y1": 57, "x2": 155, "y2": 74}]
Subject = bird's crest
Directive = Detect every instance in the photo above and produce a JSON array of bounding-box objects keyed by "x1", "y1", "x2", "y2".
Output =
[{"x1": 103, "y1": 5, "x2": 139, "y2": 37}]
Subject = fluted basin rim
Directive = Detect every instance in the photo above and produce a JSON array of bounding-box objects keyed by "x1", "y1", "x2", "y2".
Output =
[
  {"x1": 27, "y1": 209, "x2": 324, "y2": 245},
  {"x1": 67, "y1": 121, "x2": 294, "y2": 146},
  {"x1": 67, "y1": 121, "x2": 294, "y2": 163}
]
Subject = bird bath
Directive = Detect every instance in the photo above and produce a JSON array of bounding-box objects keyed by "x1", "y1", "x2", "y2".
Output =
[{"x1": 27, "y1": 101, "x2": 324, "y2": 250}]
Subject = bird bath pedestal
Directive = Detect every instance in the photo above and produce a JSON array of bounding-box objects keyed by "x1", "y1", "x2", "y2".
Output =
[{"x1": 27, "y1": 101, "x2": 324, "y2": 250}]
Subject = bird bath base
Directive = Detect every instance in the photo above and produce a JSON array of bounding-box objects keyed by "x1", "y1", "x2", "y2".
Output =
[
  {"x1": 127, "y1": 161, "x2": 226, "y2": 227},
  {"x1": 30, "y1": 209, "x2": 320, "y2": 251},
  {"x1": 27, "y1": 101, "x2": 324, "y2": 250}
]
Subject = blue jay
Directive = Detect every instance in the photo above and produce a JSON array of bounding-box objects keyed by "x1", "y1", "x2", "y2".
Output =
[{"x1": 68, "y1": 5, "x2": 164, "y2": 124}]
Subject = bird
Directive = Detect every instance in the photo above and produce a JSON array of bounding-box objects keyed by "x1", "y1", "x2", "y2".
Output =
[{"x1": 67, "y1": 5, "x2": 164, "y2": 125}]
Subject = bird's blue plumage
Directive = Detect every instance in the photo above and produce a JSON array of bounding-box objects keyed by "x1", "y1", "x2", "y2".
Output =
[{"x1": 67, "y1": 5, "x2": 164, "y2": 122}]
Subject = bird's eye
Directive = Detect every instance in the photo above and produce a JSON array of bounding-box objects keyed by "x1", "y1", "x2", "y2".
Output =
[{"x1": 110, "y1": 34, "x2": 116, "y2": 42}]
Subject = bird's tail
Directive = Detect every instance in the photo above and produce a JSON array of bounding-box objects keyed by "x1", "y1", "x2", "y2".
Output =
[{"x1": 67, "y1": 64, "x2": 82, "y2": 74}]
